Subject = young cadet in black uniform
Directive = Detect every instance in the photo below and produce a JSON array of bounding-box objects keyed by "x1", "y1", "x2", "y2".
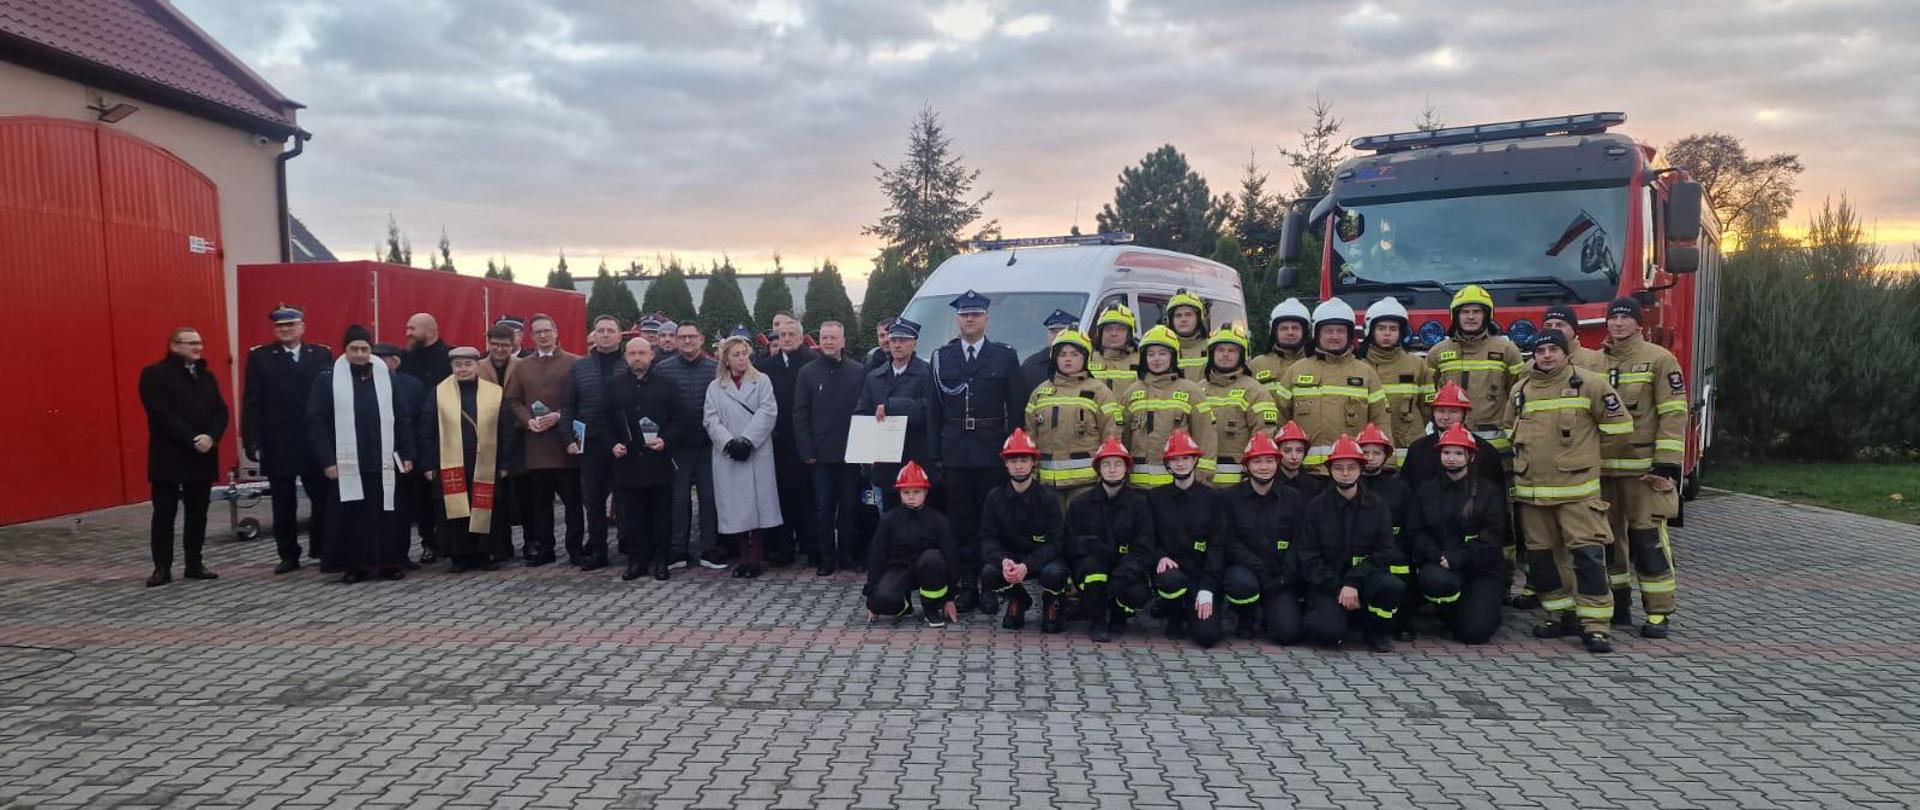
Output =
[
  {"x1": 1404, "y1": 425, "x2": 1510, "y2": 644},
  {"x1": 1145, "y1": 430, "x2": 1227, "y2": 647},
  {"x1": 243, "y1": 306, "x2": 334, "y2": 573},
  {"x1": 1400, "y1": 380, "x2": 1504, "y2": 490},
  {"x1": 977, "y1": 429, "x2": 1067, "y2": 632},
  {"x1": 1295, "y1": 435, "x2": 1407, "y2": 652},
  {"x1": 1357, "y1": 423, "x2": 1420, "y2": 641},
  {"x1": 1273, "y1": 421, "x2": 1328, "y2": 501},
  {"x1": 1063, "y1": 437, "x2": 1157, "y2": 642},
  {"x1": 928, "y1": 289, "x2": 1026, "y2": 617},
  {"x1": 1221, "y1": 432, "x2": 1306, "y2": 643},
  {"x1": 864, "y1": 462, "x2": 960, "y2": 628}
]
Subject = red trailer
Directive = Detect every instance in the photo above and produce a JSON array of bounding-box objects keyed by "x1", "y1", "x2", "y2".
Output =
[{"x1": 236, "y1": 261, "x2": 587, "y2": 359}]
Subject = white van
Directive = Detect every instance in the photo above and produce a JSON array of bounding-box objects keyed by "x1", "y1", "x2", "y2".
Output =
[{"x1": 896, "y1": 234, "x2": 1248, "y2": 359}]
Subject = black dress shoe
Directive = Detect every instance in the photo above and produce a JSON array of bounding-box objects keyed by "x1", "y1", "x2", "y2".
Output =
[
  {"x1": 341, "y1": 571, "x2": 368, "y2": 584},
  {"x1": 816, "y1": 564, "x2": 835, "y2": 576},
  {"x1": 527, "y1": 555, "x2": 553, "y2": 567},
  {"x1": 621, "y1": 564, "x2": 645, "y2": 581},
  {"x1": 145, "y1": 569, "x2": 171, "y2": 587},
  {"x1": 731, "y1": 566, "x2": 748, "y2": 579},
  {"x1": 402, "y1": 559, "x2": 421, "y2": 571},
  {"x1": 419, "y1": 550, "x2": 439, "y2": 565},
  {"x1": 652, "y1": 562, "x2": 670, "y2": 582},
  {"x1": 380, "y1": 569, "x2": 406, "y2": 581},
  {"x1": 183, "y1": 566, "x2": 218, "y2": 580},
  {"x1": 273, "y1": 560, "x2": 301, "y2": 575},
  {"x1": 581, "y1": 555, "x2": 609, "y2": 572}
]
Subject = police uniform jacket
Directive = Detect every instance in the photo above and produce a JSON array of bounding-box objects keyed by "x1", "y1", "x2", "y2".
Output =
[{"x1": 929, "y1": 338, "x2": 1024, "y2": 469}]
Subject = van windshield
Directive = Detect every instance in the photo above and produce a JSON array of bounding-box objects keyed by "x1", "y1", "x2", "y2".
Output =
[{"x1": 899, "y1": 292, "x2": 1090, "y2": 360}]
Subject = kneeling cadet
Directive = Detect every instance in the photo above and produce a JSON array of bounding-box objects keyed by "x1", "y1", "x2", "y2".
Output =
[
  {"x1": 864, "y1": 462, "x2": 960, "y2": 628},
  {"x1": 1064, "y1": 437, "x2": 1157, "y2": 642},
  {"x1": 1145, "y1": 429, "x2": 1227, "y2": 647},
  {"x1": 1402, "y1": 425, "x2": 1511, "y2": 643},
  {"x1": 1220, "y1": 432, "x2": 1307, "y2": 643},
  {"x1": 1294, "y1": 435, "x2": 1407, "y2": 652},
  {"x1": 978, "y1": 429, "x2": 1068, "y2": 631}
]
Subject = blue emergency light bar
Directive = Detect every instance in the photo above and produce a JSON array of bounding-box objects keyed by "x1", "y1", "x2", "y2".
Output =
[
  {"x1": 970, "y1": 232, "x2": 1134, "y2": 251},
  {"x1": 1350, "y1": 112, "x2": 1627, "y2": 153}
]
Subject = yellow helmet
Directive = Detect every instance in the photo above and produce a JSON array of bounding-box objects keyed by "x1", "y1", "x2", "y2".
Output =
[
  {"x1": 1450, "y1": 284, "x2": 1495, "y2": 315},
  {"x1": 1096, "y1": 303, "x2": 1137, "y2": 333},
  {"x1": 1205, "y1": 324, "x2": 1250, "y2": 354},
  {"x1": 1138, "y1": 324, "x2": 1180, "y2": 354},
  {"x1": 1051, "y1": 328, "x2": 1093, "y2": 357},
  {"x1": 1167, "y1": 289, "x2": 1207, "y2": 319}
]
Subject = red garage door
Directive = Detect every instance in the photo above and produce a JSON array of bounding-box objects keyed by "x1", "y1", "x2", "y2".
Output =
[{"x1": 0, "y1": 116, "x2": 231, "y2": 526}]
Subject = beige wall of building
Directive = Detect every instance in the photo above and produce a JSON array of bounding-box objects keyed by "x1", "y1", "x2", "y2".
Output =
[{"x1": 0, "y1": 59, "x2": 290, "y2": 392}]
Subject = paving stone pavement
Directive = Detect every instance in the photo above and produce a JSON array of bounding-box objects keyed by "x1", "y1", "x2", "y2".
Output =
[{"x1": 1, "y1": 489, "x2": 1917, "y2": 809}]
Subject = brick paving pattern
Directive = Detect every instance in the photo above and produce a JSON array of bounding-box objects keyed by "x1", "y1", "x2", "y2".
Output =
[{"x1": 2, "y1": 490, "x2": 1917, "y2": 809}]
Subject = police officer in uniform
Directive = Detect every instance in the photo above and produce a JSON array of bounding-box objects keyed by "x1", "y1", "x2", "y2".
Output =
[
  {"x1": 242, "y1": 306, "x2": 334, "y2": 574},
  {"x1": 929, "y1": 290, "x2": 1025, "y2": 615}
]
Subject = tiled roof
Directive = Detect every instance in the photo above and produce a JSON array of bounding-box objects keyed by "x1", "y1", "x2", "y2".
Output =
[
  {"x1": 289, "y1": 215, "x2": 336, "y2": 263},
  {"x1": 0, "y1": 0, "x2": 299, "y2": 129}
]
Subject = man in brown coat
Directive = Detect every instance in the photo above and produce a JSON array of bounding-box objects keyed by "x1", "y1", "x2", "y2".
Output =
[{"x1": 504, "y1": 313, "x2": 581, "y2": 566}]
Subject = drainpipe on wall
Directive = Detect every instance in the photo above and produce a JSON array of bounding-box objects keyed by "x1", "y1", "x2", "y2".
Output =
[{"x1": 275, "y1": 132, "x2": 307, "y2": 262}]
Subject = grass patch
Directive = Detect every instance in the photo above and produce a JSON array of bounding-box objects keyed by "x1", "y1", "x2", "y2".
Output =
[{"x1": 1711, "y1": 462, "x2": 1920, "y2": 525}]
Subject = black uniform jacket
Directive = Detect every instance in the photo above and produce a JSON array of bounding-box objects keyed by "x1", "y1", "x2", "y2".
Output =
[
  {"x1": 1221, "y1": 481, "x2": 1304, "y2": 587},
  {"x1": 979, "y1": 481, "x2": 1064, "y2": 569},
  {"x1": 1296, "y1": 488, "x2": 1403, "y2": 594},
  {"x1": 1406, "y1": 473, "x2": 1511, "y2": 575}
]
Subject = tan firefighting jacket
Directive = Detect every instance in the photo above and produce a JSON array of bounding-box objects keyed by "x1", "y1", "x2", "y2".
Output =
[
  {"x1": 1117, "y1": 370, "x2": 1212, "y2": 489},
  {"x1": 1600, "y1": 333, "x2": 1688, "y2": 476},
  {"x1": 1504, "y1": 361, "x2": 1634, "y2": 505},
  {"x1": 1276, "y1": 350, "x2": 1389, "y2": 470},
  {"x1": 1026, "y1": 369, "x2": 1122, "y2": 491},
  {"x1": 1248, "y1": 347, "x2": 1306, "y2": 401},
  {"x1": 1088, "y1": 346, "x2": 1139, "y2": 390},
  {"x1": 1362, "y1": 344, "x2": 1433, "y2": 463},
  {"x1": 1197, "y1": 368, "x2": 1279, "y2": 488},
  {"x1": 1426, "y1": 330, "x2": 1525, "y2": 452}
]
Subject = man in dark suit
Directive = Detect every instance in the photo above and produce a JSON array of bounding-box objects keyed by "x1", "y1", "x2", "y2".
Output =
[
  {"x1": 242, "y1": 306, "x2": 333, "y2": 574},
  {"x1": 928, "y1": 290, "x2": 1027, "y2": 615},
  {"x1": 755, "y1": 312, "x2": 818, "y2": 567},
  {"x1": 139, "y1": 327, "x2": 229, "y2": 587}
]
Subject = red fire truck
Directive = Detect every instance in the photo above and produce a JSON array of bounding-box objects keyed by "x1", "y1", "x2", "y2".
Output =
[{"x1": 1278, "y1": 112, "x2": 1721, "y2": 499}]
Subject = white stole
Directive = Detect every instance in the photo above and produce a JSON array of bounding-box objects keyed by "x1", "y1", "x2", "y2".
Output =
[{"x1": 332, "y1": 356, "x2": 396, "y2": 510}]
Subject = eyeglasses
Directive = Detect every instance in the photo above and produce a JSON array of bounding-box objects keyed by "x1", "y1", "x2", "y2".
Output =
[{"x1": 174, "y1": 340, "x2": 203, "y2": 346}]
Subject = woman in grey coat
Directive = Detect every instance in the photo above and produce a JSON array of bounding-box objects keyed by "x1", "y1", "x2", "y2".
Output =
[{"x1": 704, "y1": 335, "x2": 783, "y2": 577}]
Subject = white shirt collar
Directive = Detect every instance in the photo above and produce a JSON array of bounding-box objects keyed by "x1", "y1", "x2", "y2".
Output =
[{"x1": 961, "y1": 337, "x2": 984, "y2": 354}]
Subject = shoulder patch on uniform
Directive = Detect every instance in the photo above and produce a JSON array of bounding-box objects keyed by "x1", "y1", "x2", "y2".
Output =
[
  {"x1": 1489, "y1": 351, "x2": 1504, "y2": 360},
  {"x1": 1668, "y1": 371, "x2": 1685, "y2": 392},
  {"x1": 1080, "y1": 390, "x2": 1097, "y2": 400},
  {"x1": 1399, "y1": 373, "x2": 1414, "y2": 383},
  {"x1": 1297, "y1": 374, "x2": 1316, "y2": 385},
  {"x1": 1171, "y1": 390, "x2": 1190, "y2": 402},
  {"x1": 1254, "y1": 370, "x2": 1272, "y2": 381},
  {"x1": 1602, "y1": 393, "x2": 1622, "y2": 412},
  {"x1": 1634, "y1": 362, "x2": 1651, "y2": 372},
  {"x1": 1440, "y1": 350, "x2": 1458, "y2": 361},
  {"x1": 1129, "y1": 389, "x2": 1146, "y2": 401},
  {"x1": 1347, "y1": 376, "x2": 1363, "y2": 386},
  {"x1": 1037, "y1": 385, "x2": 1054, "y2": 396}
]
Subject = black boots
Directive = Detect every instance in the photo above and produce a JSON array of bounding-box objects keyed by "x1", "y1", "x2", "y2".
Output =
[
  {"x1": 1041, "y1": 594, "x2": 1064, "y2": 634},
  {"x1": 145, "y1": 568, "x2": 171, "y2": 587},
  {"x1": 622, "y1": 560, "x2": 645, "y2": 581},
  {"x1": 1164, "y1": 611, "x2": 1188, "y2": 640},
  {"x1": 1612, "y1": 588, "x2": 1633, "y2": 627},
  {"x1": 953, "y1": 587, "x2": 979, "y2": 615},
  {"x1": 1533, "y1": 615, "x2": 1580, "y2": 638},
  {"x1": 274, "y1": 559, "x2": 300, "y2": 575},
  {"x1": 922, "y1": 601, "x2": 947, "y2": 628},
  {"x1": 1089, "y1": 609, "x2": 1111, "y2": 642},
  {"x1": 1234, "y1": 608, "x2": 1257, "y2": 640},
  {"x1": 1583, "y1": 632, "x2": 1614, "y2": 653},
  {"x1": 183, "y1": 565, "x2": 218, "y2": 580},
  {"x1": 1640, "y1": 613, "x2": 1671, "y2": 639},
  {"x1": 1001, "y1": 589, "x2": 1030, "y2": 630}
]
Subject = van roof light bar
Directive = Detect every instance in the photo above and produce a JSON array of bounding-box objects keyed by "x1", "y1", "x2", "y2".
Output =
[
  {"x1": 1350, "y1": 112, "x2": 1627, "y2": 153},
  {"x1": 971, "y1": 232, "x2": 1134, "y2": 251}
]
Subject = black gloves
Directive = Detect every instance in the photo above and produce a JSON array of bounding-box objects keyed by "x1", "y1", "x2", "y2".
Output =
[{"x1": 723, "y1": 437, "x2": 754, "y2": 462}]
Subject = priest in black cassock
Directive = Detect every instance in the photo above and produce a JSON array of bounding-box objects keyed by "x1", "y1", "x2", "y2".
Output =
[
  {"x1": 419, "y1": 346, "x2": 518, "y2": 572},
  {"x1": 308, "y1": 325, "x2": 416, "y2": 582}
]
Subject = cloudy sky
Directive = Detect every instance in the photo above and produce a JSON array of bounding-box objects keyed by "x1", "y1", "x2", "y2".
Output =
[{"x1": 179, "y1": 0, "x2": 1920, "y2": 291}]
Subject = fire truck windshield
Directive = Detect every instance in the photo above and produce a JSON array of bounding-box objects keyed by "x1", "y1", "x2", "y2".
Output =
[{"x1": 1328, "y1": 181, "x2": 1629, "y2": 303}]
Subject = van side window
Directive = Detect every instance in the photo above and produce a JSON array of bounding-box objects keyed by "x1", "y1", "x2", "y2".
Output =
[
  {"x1": 1135, "y1": 295, "x2": 1168, "y2": 330},
  {"x1": 1206, "y1": 298, "x2": 1248, "y2": 334},
  {"x1": 1097, "y1": 292, "x2": 1129, "y2": 317}
]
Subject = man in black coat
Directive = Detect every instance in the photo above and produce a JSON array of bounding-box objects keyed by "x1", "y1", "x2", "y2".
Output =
[
  {"x1": 755, "y1": 313, "x2": 818, "y2": 567},
  {"x1": 242, "y1": 306, "x2": 333, "y2": 573},
  {"x1": 565, "y1": 315, "x2": 629, "y2": 570},
  {"x1": 602, "y1": 336, "x2": 687, "y2": 581},
  {"x1": 855, "y1": 319, "x2": 933, "y2": 511},
  {"x1": 927, "y1": 290, "x2": 1026, "y2": 615},
  {"x1": 794, "y1": 321, "x2": 868, "y2": 575},
  {"x1": 401, "y1": 313, "x2": 451, "y2": 562},
  {"x1": 654, "y1": 320, "x2": 723, "y2": 568},
  {"x1": 138, "y1": 327, "x2": 230, "y2": 587}
]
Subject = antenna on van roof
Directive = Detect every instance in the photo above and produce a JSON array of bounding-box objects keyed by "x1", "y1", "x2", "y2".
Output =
[{"x1": 969, "y1": 232, "x2": 1135, "y2": 251}]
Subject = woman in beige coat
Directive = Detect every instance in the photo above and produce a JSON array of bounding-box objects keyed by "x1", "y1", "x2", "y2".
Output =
[{"x1": 704, "y1": 336, "x2": 783, "y2": 577}]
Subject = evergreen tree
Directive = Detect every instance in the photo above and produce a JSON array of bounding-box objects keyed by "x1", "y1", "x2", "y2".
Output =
[
  {"x1": 1096, "y1": 144, "x2": 1228, "y2": 255},
  {"x1": 803, "y1": 259, "x2": 860, "y2": 350},
  {"x1": 587, "y1": 263, "x2": 641, "y2": 328},
  {"x1": 622, "y1": 260, "x2": 646, "y2": 279},
  {"x1": 1229, "y1": 151, "x2": 1284, "y2": 273},
  {"x1": 545, "y1": 250, "x2": 574, "y2": 290},
  {"x1": 484, "y1": 257, "x2": 500, "y2": 280},
  {"x1": 698, "y1": 260, "x2": 755, "y2": 339},
  {"x1": 499, "y1": 261, "x2": 515, "y2": 283},
  {"x1": 863, "y1": 104, "x2": 997, "y2": 285},
  {"x1": 1278, "y1": 95, "x2": 1346, "y2": 198},
  {"x1": 641, "y1": 263, "x2": 698, "y2": 324},
  {"x1": 752, "y1": 266, "x2": 795, "y2": 329},
  {"x1": 433, "y1": 227, "x2": 455, "y2": 272},
  {"x1": 1214, "y1": 234, "x2": 1280, "y2": 354},
  {"x1": 383, "y1": 214, "x2": 412, "y2": 266},
  {"x1": 859, "y1": 249, "x2": 920, "y2": 344},
  {"x1": 1415, "y1": 97, "x2": 1445, "y2": 132}
]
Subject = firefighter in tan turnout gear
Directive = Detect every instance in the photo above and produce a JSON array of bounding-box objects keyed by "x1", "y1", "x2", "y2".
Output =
[
  {"x1": 1542, "y1": 304, "x2": 1606, "y2": 374},
  {"x1": 1357, "y1": 296, "x2": 1433, "y2": 463},
  {"x1": 1598, "y1": 297, "x2": 1686, "y2": 638},
  {"x1": 1427, "y1": 284, "x2": 1525, "y2": 456},
  {"x1": 1119, "y1": 325, "x2": 1212, "y2": 489},
  {"x1": 1026, "y1": 329, "x2": 1122, "y2": 508},
  {"x1": 1165, "y1": 289, "x2": 1211, "y2": 381},
  {"x1": 1249, "y1": 297, "x2": 1311, "y2": 401},
  {"x1": 1196, "y1": 325, "x2": 1279, "y2": 488},
  {"x1": 1506, "y1": 329, "x2": 1635, "y2": 653},
  {"x1": 1275, "y1": 298, "x2": 1388, "y2": 472},
  {"x1": 1088, "y1": 304, "x2": 1140, "y2": 390}
]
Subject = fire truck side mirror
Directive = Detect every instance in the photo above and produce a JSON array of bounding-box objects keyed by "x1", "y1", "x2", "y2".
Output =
[
  {"x1": 1278, "y1": 210, "x2": 1305, "y2": 264},
  {"x1": 1667, "y1": 181, "x2": 1703, "y2": 243},
  {"x1": 1665, "y1": 245, "x2": 1700, "y2": 274}
]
